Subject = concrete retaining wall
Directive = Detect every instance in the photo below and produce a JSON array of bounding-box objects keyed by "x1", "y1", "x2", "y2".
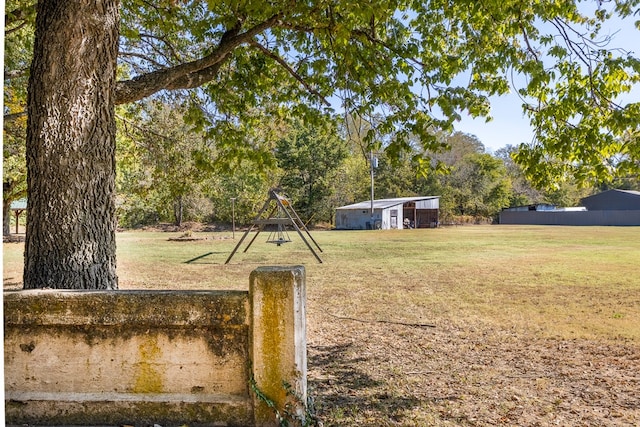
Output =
[{"x1": 4, "y1": 266, "x2": 306, "y2": 427}]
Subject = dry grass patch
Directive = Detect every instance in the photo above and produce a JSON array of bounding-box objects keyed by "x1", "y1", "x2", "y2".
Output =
[{"x1": 4, "y1": 225, "x2": 640, "y2": 425}]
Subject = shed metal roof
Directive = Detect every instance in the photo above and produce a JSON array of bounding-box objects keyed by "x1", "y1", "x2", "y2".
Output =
[
  {"x1": 10, "y1": 198, "x2": 27, "y2": 210},
  {"x1": 336, "y1": 196, "x2": 439, "y2": 210},
  {"x1": 618, "y1": 189, "x2": 640, "y2": 196},
  {"x1": 581, "y1": 189, "x2": 640, "y2": 211}
]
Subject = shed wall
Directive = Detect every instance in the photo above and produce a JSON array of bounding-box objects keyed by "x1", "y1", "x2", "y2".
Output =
[
  {"x1": 499, "y1": 210, "x2": 640, "y2": 226},
  {"x1": 415, "y1": 199, "x2": 440, "y2": 209},
  {"x1": 335, "y1": 208, "x2": 383, "y2": 229}
]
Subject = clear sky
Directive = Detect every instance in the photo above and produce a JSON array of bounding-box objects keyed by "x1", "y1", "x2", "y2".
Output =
[{"x1": 454, "y1": 12, "x2": 640, "y2": 153}]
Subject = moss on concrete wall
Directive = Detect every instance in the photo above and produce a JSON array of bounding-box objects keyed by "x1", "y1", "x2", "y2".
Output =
[{"x1": 4, "y1": 289, "x2": 253, "y2": 425}]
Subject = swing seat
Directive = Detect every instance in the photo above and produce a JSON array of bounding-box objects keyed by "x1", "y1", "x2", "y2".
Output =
[{"x1": 266, "y1": 237, "x2": 292, "y2": 246}]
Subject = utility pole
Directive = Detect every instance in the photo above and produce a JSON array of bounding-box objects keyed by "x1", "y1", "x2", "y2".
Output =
[
  {"x1": 370, "y1": 150, "x2": 378, "y2": 229},
  {"x1": 230, "y1": 197, "x2": 236, "y2": 239}
]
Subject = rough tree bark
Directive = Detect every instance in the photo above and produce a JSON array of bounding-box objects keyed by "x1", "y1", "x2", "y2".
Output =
[
  {"x1": 174, "y1": 196, "x2": 184, "y2": 227},
  {"x1": 22, "y1": 1, "x2": 277, "y2": 289},
  {"x1": 3, "y1": 202, "x2": 12, "y2": 237},
  {"x1": 24, "y1": 0, "x2": 120, "y2": 289}
]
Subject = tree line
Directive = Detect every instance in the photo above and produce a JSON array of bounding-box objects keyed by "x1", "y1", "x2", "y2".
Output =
[
  {"x1": 5, "y1": 93, "x2": 638, "y2": 233},
  {"x1": 113, "y1": 99, "x2": 624, "y2": 228}
]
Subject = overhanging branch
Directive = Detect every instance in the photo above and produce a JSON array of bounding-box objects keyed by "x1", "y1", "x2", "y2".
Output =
[
  {"x1": 249, "y1": 40, "x2": 330, "y2": 106},
  {"x1": 120, "y1": 52, "x2": 167, "y2": 69},
  {"x1": 114, "y1": 14, "x2": 282, "y2": 104},
  {"x1": 4, "y1": 111, "x2": 27, "y2": 122}
]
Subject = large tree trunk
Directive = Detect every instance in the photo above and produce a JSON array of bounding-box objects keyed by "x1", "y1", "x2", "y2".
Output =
[
  {"x1": 174, "y1": 195, "x2": 184, "y2": 227},
  {"x1": 24, "y1": 0, "x2": 120, "y2": 289},
  {"x1": 3, "y1": 181, "x2": 13, "y2": 236},
  {"x1": 3, "y1": 201, "x2": 11, "y2": 236}
]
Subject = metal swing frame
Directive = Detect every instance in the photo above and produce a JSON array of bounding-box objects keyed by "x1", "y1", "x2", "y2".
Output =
[{"x1": 225, "y1": 190, "x2": 323, "y2": 264}]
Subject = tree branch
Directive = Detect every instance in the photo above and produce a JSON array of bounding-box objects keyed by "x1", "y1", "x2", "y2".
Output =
[
  {"x1": 5, "y1": 19, "x2": 28, "y2": 36},
  {"x1": 4, "y1": 111, "x2": 27, "y2": 122},
  {"x1": 5, "y1": 3, "x2": 36, "y2": 27},
  {"x1": 326, "y1": 312, "x2": 436, "y2": 328},
  {"x1": 520, "y1": 25, "x2": 539, "y2": 61},
  {"x1": 138, "y1": 32, "x2": 183, "y2": 64},
  {"x1": 249, "y1": 40, "x2": 330, "y2": 106},
  {"x1": 4, "y1": 69, "x2": 29, "y2": 81},
  {"x1": 351, "y1": 27, "x2": 426, "y2": 70},
  {"x1": 119, "y1": 51, "x2": 168, "y2": 69},
  {"x1": 115, "y1": 14, "x2": 281, "y2": 104},
  {"x1": 550, "y1": 17, "x2": 625, "y2": 110},
  {"x1": 116, "y1": 114, "x2": 183, "y2": 146}
]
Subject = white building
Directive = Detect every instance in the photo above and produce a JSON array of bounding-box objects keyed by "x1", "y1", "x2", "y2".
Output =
[{"x1": 335, "y1": 196, "x2": 440, "y2": 230}]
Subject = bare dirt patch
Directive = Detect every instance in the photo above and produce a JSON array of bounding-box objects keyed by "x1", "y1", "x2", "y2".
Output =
[
  {"x1": 130, "y1": 221, "x2": 224, "y2": 233},
  {"x1": 307, "y1": 314, "x2": 639, "y2": 426}
]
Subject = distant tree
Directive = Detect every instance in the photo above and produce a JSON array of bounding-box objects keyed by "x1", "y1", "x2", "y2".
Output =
[
  {"x1": 329, "y1": 155, "x2": 371, "y2": 211},
  {"x1": 495, "y1": 145, "x2": 543, "y2": 207},
  {"x1": 116, "y1": 101, "x2": 217, "y2": 227},
  {"x1": 373, "y1": 151, "x2": 418, "y2": 200},
  {"x1": 432, "y1": 132, "x2": 485, "y2": 167},
  {"x1": 496, "y1": 144, "x2": 603, "y2": 208},
  {"x1": 334, "y1": 115, "x2": 376, "y2": 206},
  {"x1": 276, "y1": 117, "x2": 348, "y2": 223},
  {"x1": 206, "y1": 166, "x2": 275, "y2": 226},
  {"x1": 3, "y1": 95, "x2": 28, "y2": 236},
  {"x1": 3, "y1": 0, "x2": 35, "y2": 236},
  {"x1": 598, "y1": 177, "x2": 640, "y2": 192},
  {"x1": 444, "y1": 153, "x2": 512, "y2": 218},
  {"x1": 543, "y1": 183, "x2": 592, "y2": 209},
  {"x1": 425, "y1": 133, "x2": 510, "y2": 219}
]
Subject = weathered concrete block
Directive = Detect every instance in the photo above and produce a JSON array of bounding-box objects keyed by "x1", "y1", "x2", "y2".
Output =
[
  {"x1": 4, "y1": 268, "x2": 307, "y2": 426},
  {"x1": 250, "y1": 266, "x2": 307, "y2": 427},
  {"x1": 4, "y1": 290, "x2": 252, "y2": 425}
]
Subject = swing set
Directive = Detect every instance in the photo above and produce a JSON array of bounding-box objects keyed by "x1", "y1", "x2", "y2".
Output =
[{"x1": 225, "y1": 190, "x2": 323, "y2": 264}]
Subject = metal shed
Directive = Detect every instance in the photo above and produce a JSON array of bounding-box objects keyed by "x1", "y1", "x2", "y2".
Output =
[
  {"x1": 335, "y1": 196, "x2": 440, "y2": 230},
  {"x1": 499, "y1": 189, "x2": 640, "y2": 225},
  {"x1": 9, "y1": 198, "x2": 27, "y2": 234}
]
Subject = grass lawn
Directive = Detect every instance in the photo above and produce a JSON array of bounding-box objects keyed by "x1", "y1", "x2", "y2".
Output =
[{"x1": 4, "y1": 225, "x2": 640, "y2": 425}]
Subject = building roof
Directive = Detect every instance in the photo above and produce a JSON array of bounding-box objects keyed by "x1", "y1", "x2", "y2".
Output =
[
  {"x1": 10, "y1": 198, "x2": 27, "y2": 210},
  {"x1": 581, "y1": 189, "x2": 640, "y2": 211},
  {"x1": 583, "y1": 189, "x2": 640, "y2": 198},
  {"x1": 336, "y1": 196, "x2": 439, "y2": 210}
]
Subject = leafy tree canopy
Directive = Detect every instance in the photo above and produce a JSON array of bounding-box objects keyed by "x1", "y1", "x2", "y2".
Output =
[
  {"x1": 5, "y1": 0, "x2": 639, "y2": 188},
  {"x1": 275, "y1": 116, "x2": 348, "y2": 222},
  {"x1": 111, "y1": 0, "x2": 640, "y2": 187}
]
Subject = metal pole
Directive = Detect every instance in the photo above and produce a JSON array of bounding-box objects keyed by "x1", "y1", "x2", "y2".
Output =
[
  {"x1": 370, "y1": 150, "x2": 374, "y2": 229},
  {"x1": 231, "y1": 197, "x2": 236, "y2": 239}
]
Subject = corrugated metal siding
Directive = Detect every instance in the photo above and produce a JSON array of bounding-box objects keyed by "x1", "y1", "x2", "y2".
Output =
[
  {"x1": 415, "y1": 198, "x2": 439, "y2": 209},
  {"x1": 581, "y1": 190, "x2": 640, "y2": 211},
  {"x1": 335, "y1": 197, "x2": 440, "y2": 229},
  {"x1": 499, "y1": 210, "x2": 640, "y2": 225},
  {"x1": 336, "y1": 209, "x2": 383, "y2": 229},
  {"x1": 337, "y1": 197, "x2": 439, "y2": 211}
]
